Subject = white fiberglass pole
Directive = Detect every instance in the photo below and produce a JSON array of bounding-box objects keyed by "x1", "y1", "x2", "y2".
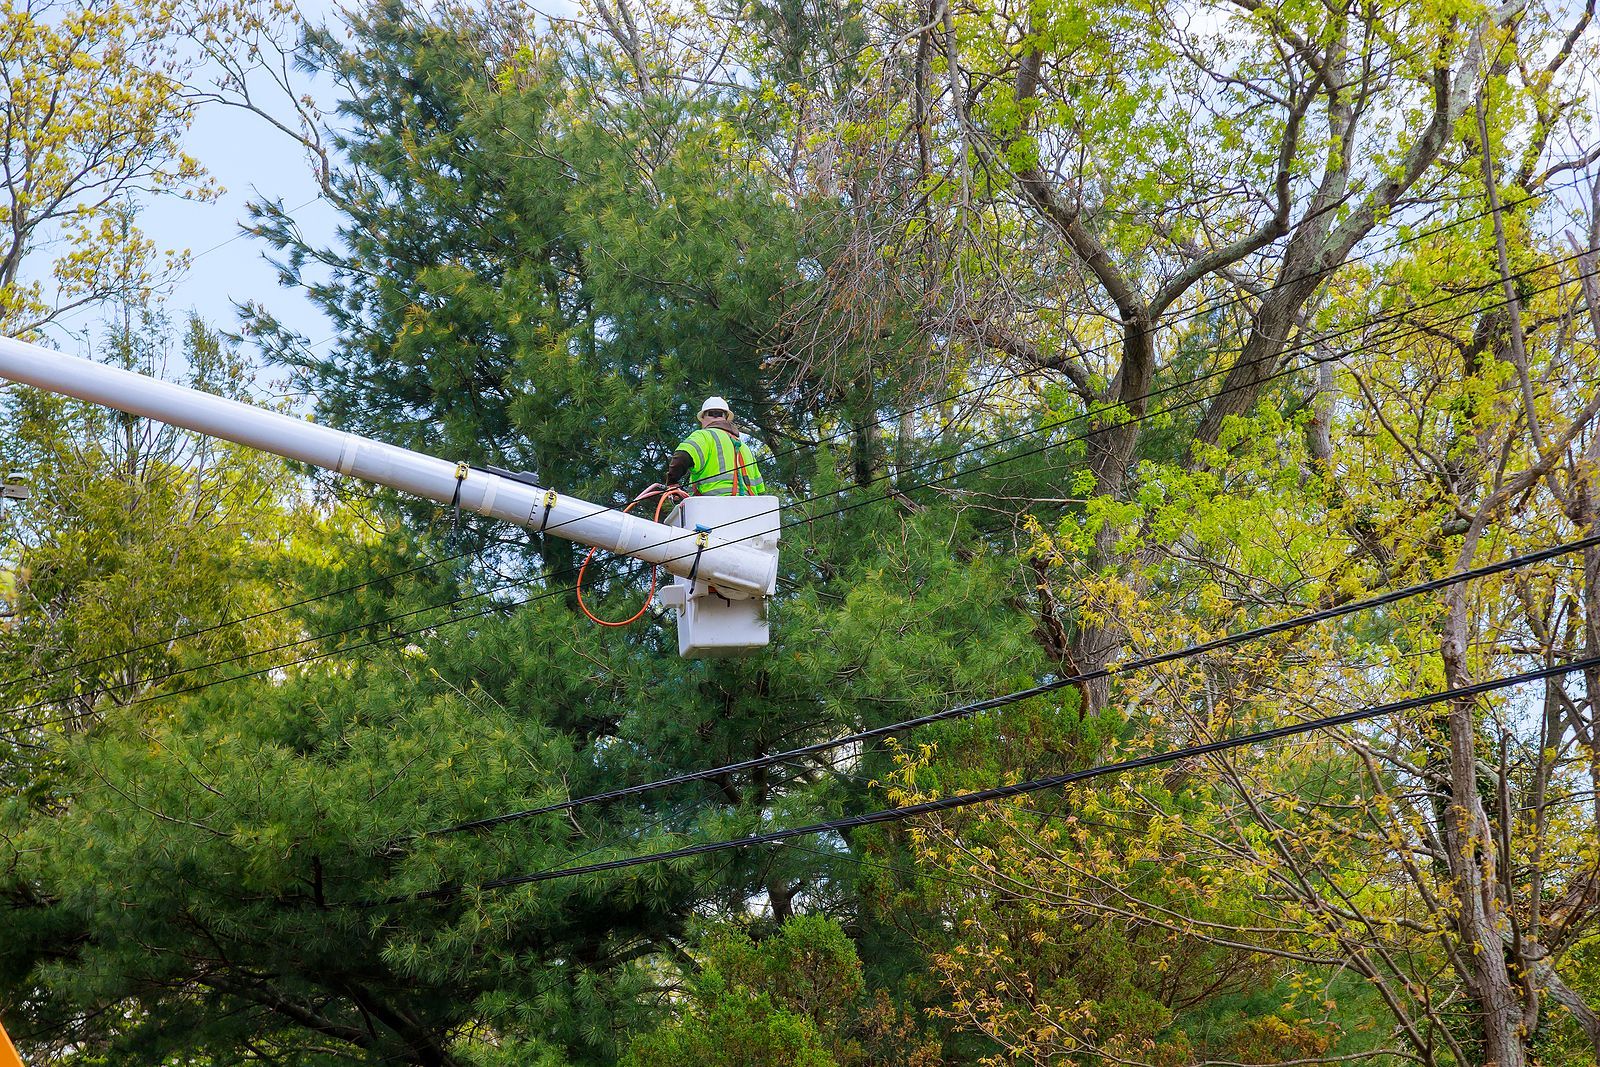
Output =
[{"x1": 0, "y1": 337, "x2": 777, "y2": 597}]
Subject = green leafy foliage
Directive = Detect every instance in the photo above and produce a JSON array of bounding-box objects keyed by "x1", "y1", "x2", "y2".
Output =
[
  {"x1": 623, "y1": 915, "x2": 938, "y2": 1067},
  {"x1": 6, "y1": 0, "x2": 1600, "y2": 1063}
]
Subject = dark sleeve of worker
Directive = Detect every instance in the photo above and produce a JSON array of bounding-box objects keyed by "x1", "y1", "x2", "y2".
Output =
[{"x1": 664, "y1": 450, "x2": 692, "y2": 487}]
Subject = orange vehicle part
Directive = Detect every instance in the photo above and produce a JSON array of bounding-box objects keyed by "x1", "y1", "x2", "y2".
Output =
[{"x1": 0, "y1": 1013, "x2": 22, "y2": 1067}]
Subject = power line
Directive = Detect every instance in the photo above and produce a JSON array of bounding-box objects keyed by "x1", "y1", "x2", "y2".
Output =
[
  {"x1": 269, "y1": 239, "x2": 1600, "y2": 595},
  {"x1": 16, "y1": 175, "x2": 1589, "y2": 706},
  {"x1": 298, "y1": 160, "x2": 1594, "y2": 474},
  {"x1": 83, "y1": 10, "x2": 1586, "y2": 702},
  {"x1": 188, "y1": 194, "x2": 325, "y2": 263},
  {"x1": 287, "y1": 171, "x2": 1597, "y2": 541},
  {"x1": 4, "y1": 250, "x2": 1590, "y2": 731},
  {"x1": 413, "y1": 533, "x2": 1600, "y2": 837},
  {"x1": 286, "y1": 164, "x2": 1595, "y2": 500},
  {"x1": 0, "y1": 246, "x2": 1576, "y2": 719},
  {"x1": 364, "y1": 654, "x2": 1600, "y2": 904},
  {"x1": 3, "y1": 284, "x2": 1584, "y2": 742},
  {"x1": 3, "y1": 549, "x2": 471, "y2": 692}
]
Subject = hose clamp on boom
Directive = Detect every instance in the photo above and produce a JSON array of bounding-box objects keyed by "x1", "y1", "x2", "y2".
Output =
[
  {"x1": 447, "y1": 462, "x2": 470, "y2": 544},
  {"x1": 687, "y1": 524, "x2": 712, "y2": 594},
  {"x1": 537, "y1": 489, "x2": 558, "y2": 533}
]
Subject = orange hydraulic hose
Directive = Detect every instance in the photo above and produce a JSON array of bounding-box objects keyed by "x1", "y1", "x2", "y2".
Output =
[{"x1": 576, "y1": 487, "x2": 689, "y2": 627}]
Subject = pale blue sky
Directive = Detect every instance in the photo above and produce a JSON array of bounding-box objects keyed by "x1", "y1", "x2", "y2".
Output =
[
  {"x1": 42, "y1": 115, "x2": 337, "y2": 371},
  {"x1": 47, "y1": 0, "x2": 570, "y2": 384},
  {"x1": 40, "y1": 0, "x2": 585, "y2": 382},
  {"x1": 142, "y1": 97, "x2": 342, "y2": 355},
  {"x1": 42, "y1": 2, "x2": 344, "y2": 374}
]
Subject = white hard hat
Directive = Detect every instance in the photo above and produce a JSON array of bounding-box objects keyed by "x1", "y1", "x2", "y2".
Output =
[{"x1": 699, "y1": 395, "x2": 732, "y2": 415}]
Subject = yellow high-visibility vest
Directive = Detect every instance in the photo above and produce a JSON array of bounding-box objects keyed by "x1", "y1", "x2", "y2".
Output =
[{"x1": 676, "y1": 427, "x2": 766, "y2": 496}]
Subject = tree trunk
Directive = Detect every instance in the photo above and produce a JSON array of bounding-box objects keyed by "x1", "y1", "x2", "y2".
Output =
[
  {"x1": 1068, "y1": 317, "x2": 1154, "y2": 714},
  {"x1": 1440, "y1": 524, "x2": 1526, "y2": 1066}
]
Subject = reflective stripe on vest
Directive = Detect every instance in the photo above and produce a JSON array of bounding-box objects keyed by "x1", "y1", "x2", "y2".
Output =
[
  {"x1": 682, "y1": 433, "x2": 708, "y2": 470},
  {"x1": 710, "y1": 429, "x2": 730, "y2": 485}
]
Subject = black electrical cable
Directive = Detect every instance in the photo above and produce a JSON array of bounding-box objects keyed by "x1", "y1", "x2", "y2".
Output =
[
  {"x1": 60, "y1": 46, "x2": 1580, "y2": 708},
  {"x1": 9, "y1": 247, "x2": 1594, "y2": 731},
  {"x1": 284, "y1": 169, "x2": 1589, "y2": 578},
  {"x1": 488, "y1": 244, "x2": 1600, "y2": 572},
  {"x1": 414, "y1": 532, "x2": 1600, "y2": 837},
  {"x1": 12, "y1": 193, "x2": 1590, "y2": 714},
  {"x1": 4, "y1": 251, "x2": 1590, "y2": 733},
  {"x1": 365, "y1": 653, "x2": 1600, "y2": 904},
  {"x1": 300, "y1": 157, "x2": 1594, "y2": 489},
  {"x1": 2, "y1": 549, "x2": 472, "y2": 692},
  {"x1": 49, "y1": 19, "x2": 1578, "y2": 906}
]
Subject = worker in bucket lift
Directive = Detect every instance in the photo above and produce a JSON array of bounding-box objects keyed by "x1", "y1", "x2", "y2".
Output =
[{"x1": 639, "y1": 396, "x2": 767, "y2": 499}]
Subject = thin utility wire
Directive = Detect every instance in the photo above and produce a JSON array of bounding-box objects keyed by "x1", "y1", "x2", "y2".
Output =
[
  {"x1": 64, "y1": 25, "x2": 1584, "y2": 695},
  {"x1": 412, "y1": 532, "x2": 1600, "y2": 838},
  {"x1": 254, "y1": 240, "x2": 1600, "y2": 607},
  {"x1": 365, "y1": 622, "x2": 1531, "y2": 930},
  {"x1": 15, "y1": 174, "x2": 1589, "y2": 701},
  {"x1": 295, "y1": 165, "x2": 1595, "y2": 439},
  {"x1": 4, "y1": 549, "x2": 471, "y2": 691},
  {"x1": 0, "y1": 283, "x2": 1540, "y2": 731},
  {"x1": 286, "y1": 175, "x2": 1598, "y2": 551},
  {"x1": 360, "y1": 654, "x2": 1600, "y2": 904},
  {"x1": 569, "y1": 649, "x2": 1564, "y2": 901},
  {"x1": 3, "y1": 252, "x2": 1591, "y2": 732},
  {"x1": 188, "y1": 194, "x2": 324, "y2": 262},
  {"x1": 5, "y1": 252, "x2": 1590, "y2": 732},
  {"x1": 285, "y1": 155, "x2": 1594, "y2": 487}
]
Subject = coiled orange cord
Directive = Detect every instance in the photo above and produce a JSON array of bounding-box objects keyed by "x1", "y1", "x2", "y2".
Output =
[{"x1": 576, "y1": 486, "x2": 690, "y2": 627}]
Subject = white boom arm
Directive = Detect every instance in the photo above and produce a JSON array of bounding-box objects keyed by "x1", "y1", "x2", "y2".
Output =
[{"x1": 0, "y1": 336, "x2": 778, "y2": 600}]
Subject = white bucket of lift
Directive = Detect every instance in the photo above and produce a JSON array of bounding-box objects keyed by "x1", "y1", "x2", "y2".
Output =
[{"x1": 657, "y1": 495, "x2": 781, "y2": 657}]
